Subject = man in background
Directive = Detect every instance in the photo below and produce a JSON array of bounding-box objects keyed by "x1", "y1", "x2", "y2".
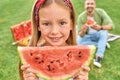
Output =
[{"x1": 77, "y1": 0, "x2": 114, "y2": 68}]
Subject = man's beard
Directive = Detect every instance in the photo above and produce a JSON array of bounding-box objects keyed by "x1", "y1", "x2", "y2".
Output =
[{"x1": 87, "y1": 7, "x2": 94, "y2": 14}]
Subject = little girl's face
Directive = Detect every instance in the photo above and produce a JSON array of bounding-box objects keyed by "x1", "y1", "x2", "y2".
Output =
[{"x1": 38, "y1": 3, "x2": 72, "y2": 46}]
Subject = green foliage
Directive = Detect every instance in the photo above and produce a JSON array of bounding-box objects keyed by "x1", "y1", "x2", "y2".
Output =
[{"x1": 0, "y1": 0, "x2": 120, "y2": 80}]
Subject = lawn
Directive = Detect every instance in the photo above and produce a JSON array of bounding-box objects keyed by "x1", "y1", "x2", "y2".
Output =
[{"x1": 0, "y1": 0, "x2": 120, "y2": 80}]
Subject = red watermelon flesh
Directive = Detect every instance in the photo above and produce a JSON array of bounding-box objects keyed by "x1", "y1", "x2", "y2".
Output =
[
  {"x1": 18, "y1": 45, "x2": 96, "y2": 80},
  {"x1": 86, "y1": 19, "x2": 95, "y2": 25},
  {"x1": 12, "y1": 24, "x2": 25, "y2": 41},
  {"x1": 22, "y1": 21, "x2": 32, "y2": 37},
  {"x1": 11, "y1": 20, "x2": 32, "y2": 45}
]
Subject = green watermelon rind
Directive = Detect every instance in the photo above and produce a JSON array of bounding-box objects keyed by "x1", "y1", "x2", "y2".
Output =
[
  {"x1": 18, "y1": 47, "x2": 27, "y2": 64},
  {"x1": 36, "y1": 73, "x2": 73, "y2": 80},
  {"x1": 17, "y1": 45, "x2": 96, "y2": 80},
  {"x1": 85, "y1": 45, "x2": 96, "y2": 66}
]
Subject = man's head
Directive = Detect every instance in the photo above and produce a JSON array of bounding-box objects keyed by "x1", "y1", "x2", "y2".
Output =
[{"x1": 84, "y1": 0, "x2": 96, "y2": 15}]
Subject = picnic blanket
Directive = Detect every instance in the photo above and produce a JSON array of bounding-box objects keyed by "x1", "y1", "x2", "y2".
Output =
[{"x1": 107, "y1": 33, "x2": 120, "y2": 42}]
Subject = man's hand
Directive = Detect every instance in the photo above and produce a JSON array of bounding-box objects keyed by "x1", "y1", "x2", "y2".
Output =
[{"x1": 85, "y1": 18, "x2": 96, "y2": 27}]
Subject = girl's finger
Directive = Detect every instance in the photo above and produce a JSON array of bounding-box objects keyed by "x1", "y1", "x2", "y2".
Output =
[
  {"x1": 74, "y1": 75, "x2": 88, "y2": 80},
  {"x1": 78, "y1": 75, "x2": 88, "y2": 80},
  {"x1": 81, "y1": 65, "x2": 90, "y2": 72},
  {"x1": 23, "y1": 72, "x2": 36, "y2": 78},
  {"x1": 79, "y1": 70, "x2": 88, "y2": 76},
  {"x1": 27, "y1": 68, "x2": 39, "y2": 74},
  {"x1": 21, "y1": 64, "x2": 30, "y2": 70}
]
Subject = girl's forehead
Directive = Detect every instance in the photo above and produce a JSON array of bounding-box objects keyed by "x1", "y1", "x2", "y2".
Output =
[{"x1": 39, "y1": 2, "x2": 70, "y2": 16}]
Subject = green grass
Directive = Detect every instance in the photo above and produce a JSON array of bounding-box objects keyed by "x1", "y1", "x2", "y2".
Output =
[{"x1": 0, "y1": 0, "x2": 120, "y2": 80}]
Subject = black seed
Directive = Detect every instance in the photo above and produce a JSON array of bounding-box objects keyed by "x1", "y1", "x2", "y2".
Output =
[
  {"x1": 35, "y1": 57, "x2": 39, "y2": 60},
  {"x1": 30, "y1": 53, "x2": 33, "y2": 56},
  {"x1": 79, "y1": 56, "x2": 81, "y2": 58},
  {"x1": 79, "y1": 51, "x2": 81, "y2": 54},
  {"x1": 41, "y1": 60, "x2": 44, "y2": 63},
  {"x1": 47, "y1": 65, "x2": 51, "y2": 71},
  {"x1": 56, "y1": 60, "x2": 60, "y2": 63},
  {"x1": 38, "y1": 60, "x2": 44, "y2": 64},
  {"x1": 67, "y1": 53, "x2": 69, "y2": 57},
  {"x1": 38, "y1": 61, "x2": 41, "y2": 64},
  {"x1": 50, "y1": 61, "x2": 54, "y2": 64}
]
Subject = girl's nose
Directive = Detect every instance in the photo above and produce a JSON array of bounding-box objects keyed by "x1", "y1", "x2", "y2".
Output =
[{"x1": 51, "y1": 25, "x2": 59, "y2": 35}]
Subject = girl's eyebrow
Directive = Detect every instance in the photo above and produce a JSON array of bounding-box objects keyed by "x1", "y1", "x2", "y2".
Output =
[
  {"x1": 40, "y1": 18, "x2": 68, "y2": 21},
  {"x1": 58, "y1": 18, "x2": 69, "y2": 21}
]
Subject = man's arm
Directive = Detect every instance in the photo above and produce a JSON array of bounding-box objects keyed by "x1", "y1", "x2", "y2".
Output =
[
  {"x1": 77, "y1": 12, "x2": 88, "y2": 37},
  {"x1": 89, "y1": 8, "x2": 114, "y2": 31}
]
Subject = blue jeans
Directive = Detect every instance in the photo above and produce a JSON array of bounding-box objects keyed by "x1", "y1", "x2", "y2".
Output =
[{"x1": 77, "y1": 30, "x2": 108, "y2": 58}]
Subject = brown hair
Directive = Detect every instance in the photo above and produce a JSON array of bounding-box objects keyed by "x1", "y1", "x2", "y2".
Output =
[{"x1": 29, "y1": 0, "x2": 76, "y2": 46}]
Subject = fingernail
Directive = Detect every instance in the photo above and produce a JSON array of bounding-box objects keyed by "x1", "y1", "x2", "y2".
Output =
[
  {"x1": 27, "y1": 64, "x2": 30, "y2": 66},
  {"x1": 81, "y1": 65, "x2": 84, "y2": 68}
]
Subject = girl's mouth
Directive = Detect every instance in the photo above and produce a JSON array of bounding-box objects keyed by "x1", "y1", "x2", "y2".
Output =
[{"x1": 49, "y1": 37, "x2": 62, "y2": 42}]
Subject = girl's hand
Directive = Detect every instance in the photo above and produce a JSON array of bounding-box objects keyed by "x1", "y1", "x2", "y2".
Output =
[
  {"x1": 73, "y1": 65, "x2": 90, "y2": 80},
  {"x1": 21, "y1": 64, "x2": 38, "y2": 80}
]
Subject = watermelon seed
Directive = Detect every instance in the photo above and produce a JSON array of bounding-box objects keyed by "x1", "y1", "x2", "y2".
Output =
[
  {"x1": 56, "y1": 60, "x2": 60, "y2": 63},
  {"x1": 35, "y1": 57, "x2": 39, "y2": 60},
  {"x1": 47, "y1": 65, "x2": 51, "y2": 71},
  {"x1": 67, "y1": 53, "x2": 69, "y2": 57},
  {"x1": 78, "y1": 56, "x2": 81, "y2": 58},
  {"x1": 50, "y1": 61, "x2": 54, "y2": 64},
  {"x1": 38, "y1": 61, "x2": 41, "y2": 64},
  {"x1": 78, "y1": 51, "x2": 82, "y2": 58},
  {"x1": 47, "y1": 65, "x2": 55, "y2": 71},
  {"x1": 79, "y1": 51, "x2": 81, "y2": 54},
  {"x1": 30, "y1": 53, "x2": 33, "y2": 56},
  {"x1": 38, "y1": 60, "x2": 44, "y2": 64},
  {"x1": 41, "y1": 60, "x2": 44, "y2": 63}
]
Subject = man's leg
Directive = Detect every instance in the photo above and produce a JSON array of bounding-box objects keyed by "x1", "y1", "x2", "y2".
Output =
[
  {"x1": 94, "y1": 30, "x2": 108, "y2": 68},
  {"x1": 96, "y1": 30, "x2": 108, "y2": 58},
  {"x1": 77, "y1": 35, "x2": 97, "y2": 46}
]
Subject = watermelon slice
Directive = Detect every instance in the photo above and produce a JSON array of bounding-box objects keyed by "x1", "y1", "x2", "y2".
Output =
[
  {"x1": 86, "y1": 18, "x2": 96, "y2": 26},
  {"x1": 18, "y1": 45, "x2": 96, "y2": 80},
  {"x1": 11, "y1": 20, "x2": 32, "y2": 46}
]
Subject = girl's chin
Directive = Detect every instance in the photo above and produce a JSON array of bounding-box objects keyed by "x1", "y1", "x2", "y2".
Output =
[
  {"x1": 46, "y1": 42, "x2": 66, "y2": 46},
  {"x1": 46, "y1": 38, "x2": 67, "y2": 46},
  {"x1": 49, "y1": 43, "x2": 63, "y2": 46}
]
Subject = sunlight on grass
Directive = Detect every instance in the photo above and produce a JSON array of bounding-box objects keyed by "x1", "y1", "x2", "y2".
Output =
[{"x1": 0, "y1": 0, "x2": 120, "y2": 80}]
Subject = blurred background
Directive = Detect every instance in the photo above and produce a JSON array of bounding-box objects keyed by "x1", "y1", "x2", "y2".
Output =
[{"x1": 0, "y1": 0, "x2": 120, "y2": 80}]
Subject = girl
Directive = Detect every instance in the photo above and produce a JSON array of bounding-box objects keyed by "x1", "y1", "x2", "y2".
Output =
[{"x1": 20, "y1": 0, "x2": 90, "y2": 80}]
